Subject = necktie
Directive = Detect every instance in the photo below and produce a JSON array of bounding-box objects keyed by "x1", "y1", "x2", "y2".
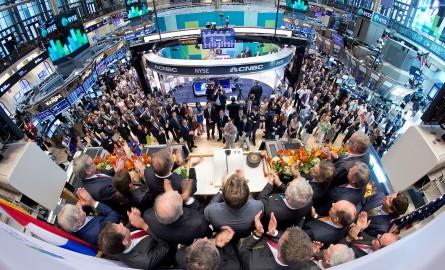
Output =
[
  {"x1": 367, "y1": 206, "x2": 383, "y2": 217},
  {"x1": 130, "y1": 230, "x2": 147, "y2": 239}
]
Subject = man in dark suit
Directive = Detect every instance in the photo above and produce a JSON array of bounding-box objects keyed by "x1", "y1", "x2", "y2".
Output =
[
  {"x1": 213, "y1": 87, "x2": 227, "y2": 112},
  {"x1": 143, "y1": 190, "x2": 210, "y2": 245},
  {"x1": 359, "y1": 192, "x2": 408, "y2": 237},
  {"x1": 243, "y1": 99, "x2": 254, "y2": 116},
  {"x1": 169, "y1": 110, "x2": 182, "y2": 142},
  {"x1": 307, "y1": 160, "x2": 336, "y2": 204},
  {"x1": 249, "y1": 107, "x2": 260, "y2": 145},
  {"x1": 176, "y1": 226, "x2": 241, "y2": 270},
  {"x1": 304, "y1": 200, "x2": 356, "y2": 247},
  {"x1": 73, "y1": 154, "x2": 126, "y2": 214},
  {"x1": 143, "y1": 148, "x2": 197, "y2": 203},
  {"x1": 150, "y1": 117, "x2": 167, "y2": 145},
  {"x1": 204, "y1": 102, "x2": 217, "y2": 140},
  {"x1": 238, "y1": 211, "x2": 314, "y2": 270},
  {"x1": 159, "y1": 108, "x2": 179, "y2": 143},
  {"x1": 57, "y1": 188, "x2": 119, "y2": 246},
  {"x1": 258, "y1": 174, "x2": 312, "y2": 230},
  {"x1": 98, "y1": 208, "x2": 169, "y2": 269},
  {"x1": 316, "y1": 161, "x2": 370, "y2": 216},
  {"x1": 227, "y1": 97, "x2": 241, "y2": 121},
  {"x1": 331, "y1": 131, "x2": 370, "y2": 186},
  {"x1": 248, "y1": 81, "x2": 263, "y2": 106},
  {"x1": 216, "y1": 109, "x2": 229, "y2": 141},
  {"x1": 339, "y1": 212, "x2": 399, "y2": 258},
  {"x1": 181, "y1": 118, "x2": 196, "y2": 152}
]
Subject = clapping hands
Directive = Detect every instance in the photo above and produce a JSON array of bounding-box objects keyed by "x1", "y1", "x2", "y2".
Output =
[
  {"x1": 76, "y1": 188, "x2": 96, "y2": 207},
  {"x1": 215, "y1": 226, "x2": 235, "y2": 248}
]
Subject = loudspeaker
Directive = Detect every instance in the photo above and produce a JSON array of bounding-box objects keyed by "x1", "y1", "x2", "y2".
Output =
[
  {"x1": 421, "y1": 83, "x2": 445, "y2": 125},
  {"x1": 0, "y1": 106, "x2": 23, "y2": 141}
]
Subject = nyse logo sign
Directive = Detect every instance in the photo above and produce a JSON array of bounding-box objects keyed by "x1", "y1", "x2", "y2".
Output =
[
  {"x1": 372, "y1": 13, "x2": 389, "y2": 25},
  {"x1": 195, "y1": 68, "x2": 209, "y2": 74},
  {"x1": 229, "y1": 64, "x2": 264, "y2": 73},
  {"x1": 357, "y1": 8, "x2": 373, "y2": 20}
]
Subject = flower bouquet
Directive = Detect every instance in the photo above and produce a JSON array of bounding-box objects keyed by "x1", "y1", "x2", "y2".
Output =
[
  {"x1": 269, "y1": 145, "x2": 348, "y2": 181},
  {"x1": 94, "y1": 152, "x2": 151, "y2": 172}
]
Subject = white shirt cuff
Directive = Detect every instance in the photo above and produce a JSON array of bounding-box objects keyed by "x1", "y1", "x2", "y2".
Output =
[
  {"x1": 252, "y1": 233, "x2": 261, "y2": 240},
  {"x1": 272, "y1": 230, "x2": 279, "y2": 237},
  {"x1": 185, "y1": 197, "x2": 195, "y2": 206},
  {"x1": 93, "y1": 201, "x2": 99, "y2": 208}
]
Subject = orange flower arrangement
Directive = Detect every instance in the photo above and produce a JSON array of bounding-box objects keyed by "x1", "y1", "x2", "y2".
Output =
[
  {"x1": 270, "y1": 145, "x2": 348, "y2": 174},
  {"x1": 94, "y1": 152, "x2": 151, "y2": 171}
]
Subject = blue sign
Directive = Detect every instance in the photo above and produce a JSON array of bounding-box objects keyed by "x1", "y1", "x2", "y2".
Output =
[
  {"x1": 372, "y1": 13, "x2": 389, "y2": 25},
  {"x1": 201, "y1": 29, "x2": 235, "y2": 49},
  {"x1": 67, "y1": 85, "x2": 85, "y2": 105},
  {"x1": 357, "y1": 8, "x2": 373, "y2": 20},
  {"x1": 82, "y1": 70, "x2": 98, "y2": 91},
  {"x1": 50, "y1": 99, "x2": 70, "y2": 115},
  {"x1": 395, "y1": 25, "x2": 445, "y2": 61},
  {"x1": 37, "y1": 110, "x2": 54, "y2": 122}
]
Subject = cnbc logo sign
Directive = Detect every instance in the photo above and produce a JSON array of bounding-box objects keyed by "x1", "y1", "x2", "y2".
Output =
[{"x1": 357, "y1": 8, "x2": 373, "y2": 20}]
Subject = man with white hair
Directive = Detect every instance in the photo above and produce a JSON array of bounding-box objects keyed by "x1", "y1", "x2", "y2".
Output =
[
  {"x1": 258, "y1": 173, "x2": 313, "y2": 230},
  {"x1": 143, "y1": 189, "x2": 210, "y2": 245},
  {"x1": 57, "y1": 188, "x2": 119, "y2": 245},
  {"x1": 314, "y1": 244, "x2": 355, "y2": 268}
]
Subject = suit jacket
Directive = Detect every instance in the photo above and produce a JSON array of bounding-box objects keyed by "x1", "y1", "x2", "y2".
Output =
[
  {"x1": 169, "y1": 115, "x2": 182, "y2": 132},
  {"x1": 303, "y1": 219, "x2": 348, "y2": 247},
  {"x1": 80, "y1": 175, "x2": 125, "y2": 214},
  {"x1": 332, "y1": 152, "x2": 370, "y2": 186},
  {"x1": 75, "y1": 202, "x2": 119, "y2": 246},
  {"x1": 338, "y1": 232, "x2": 376, "y2": 258},
  {"x1": 143, "y1": 207, "x2": 210, "y2": 245},
  {"x1": 204, "y1": 107, "x2": 217, "y2": 123},
  {"x1": 238, "y1": 121, "x2": 252, "y2": 135},
  {"x1": 181, "y1": 124, "x2": 193, "y2": 140},
  {"x1": 227, "y1": 102, "x2": 241, "y2": 120},
  {"x1": 176, "y1": 243, "x2": 242, "y2": 270},
  {"x1": 360, "y1": 192, "x2": 392, "y2": 237},
  {"x1": 143, "y1": 167, "x2": 197, "y2": 198},
  {"x1": 315, "y1": 186, "x2": 365, "y2": 216},
  {"x1": 216, "y1": 115, "x2": 229, "y2": 128},
  {"x1": 249, "y1": 113, "x2": 260, "y2": 129},
  {"x1": 309, "y1": 180, "x2": 331, "y2": 204},
  {"x1": 115, "y1": 235, "x2": 169, "y2": 270},
  {"x1": 238, "y1": 234, "x2": 310, "y2": 270},
  {"x1": 258, "y1": 183, "x2": 312, "y2": 230}
]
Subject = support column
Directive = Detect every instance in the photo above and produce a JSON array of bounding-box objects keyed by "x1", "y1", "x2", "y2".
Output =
[
  {"x1": 131, "y1": 51, "x2": 152, "y2": 95},
  {"x1": 48, "y1": 0, "x2": 59, "y2": 15}
]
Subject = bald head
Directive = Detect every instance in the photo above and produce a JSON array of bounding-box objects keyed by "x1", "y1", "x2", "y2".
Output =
[
  {"x1": 329, "y1": 200, "x2": 356, "y2": 227},
  {"x1": 348, "y1": 131, "x2": 370, "y2": 154},
  {"x1": 371, "y1": 233, "x2": 398, "y2": 251},
  {"x1": 155, "y1": 190, "x2": 183, "y2": 224}
]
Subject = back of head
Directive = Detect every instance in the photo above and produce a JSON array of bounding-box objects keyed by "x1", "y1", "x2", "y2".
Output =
[
  {"x1": 279, "y1": 227, "x2": 313, "y2": 266},
  {"x1": 392, "y1": 193, "x2": 409, "y2": 216},
  {"x1": 334, "y1": 200, "x2": 356, "y2": 227},
  {"x1": 286, "y1": 177, "x2": 313, "y2": 209},
  {"x1": 112, "y1": 171, "x2": 131, "y2": 195},
  {"x1": 222, "y1": 174, "x2": 250, "y2": 209},
  {"x1": 155, "y1": 190, "x2": 184, "y2": 224},
  {"x1": 350, "y1": 131, "x2": 370, "y2": 154},
  {"x1": 329, "y1": 244, "x2": 355, "y2": 267},
  {"x1": 57, "y1": 204, "x2": 81, "y2": 232},
  {"x1": 318, "y1": 160, "x2": 335, "y2": 183},
  {"x1": 97, "y1": 222, "x2": 126, "y2": 255},
  {"x1": 152, "y1": 149, "x2": 174, "y2": 177},
  {"x1": 349, "y1": 162, "x2": 370, "y2": 188},
  {"x1": 186, "y1": 239, "x2": 220, "y2": 270},
  {"x1": 73, "y1": 154, "x2": 93, "y2": 180}
]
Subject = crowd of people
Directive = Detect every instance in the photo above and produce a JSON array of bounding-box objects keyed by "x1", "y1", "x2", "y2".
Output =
[{"x1": 46, "y1": 51, "x2": 415, "y2": 270}]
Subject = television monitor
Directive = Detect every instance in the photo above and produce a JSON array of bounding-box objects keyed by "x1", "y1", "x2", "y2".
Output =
[
  {"x1": 368, "y1": 72, "x2": 380, "y2": 90},
  {"x1": 332, "y1": 32, "x2": 345, "y2": 47},
  {"x1": 201, "y1": 29, "x2": 235, "y2": 49},
  {"x1": 50, "y1": 99, "x2": 70, "y2": 116},
  {"x1": 411, "y1": 0, "x2": 445, "y2": 42},
  {"x1": 40, "y1": 11, "x2": 90, "y2": 64},
  {"x1": 67, "y1": 85, "x2": 85, "y2": 105},
  {"x1": 286, "y1": 0, "x2": 308, "y2": 13},
  {"x1": 126, "y1": 0, "x2": 149, "y2": 20},
  {"x1": 82, "y1": 68, "x2": 98, "y2": 91},
  {"x1": 37, "y1": 110, "x2": 54, "y2": 122}
]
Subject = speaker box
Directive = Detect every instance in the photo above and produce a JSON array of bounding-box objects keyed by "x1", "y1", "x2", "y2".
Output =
[{"x1": 0, "y1": 106, "x2": 23, "y2": 141}]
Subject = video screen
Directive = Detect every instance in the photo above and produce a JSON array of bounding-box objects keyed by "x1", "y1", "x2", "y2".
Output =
[
  {"x1": 126, "y1": 0, "x2": 149, "y2": 19},
  {"x1": 412, "y1": 0, "x2": 445, "y2": 42},
  {"x1": 286, "y1": 0, "x2": 308, "y2": 13},
  {"x1": 67, "y1": 85, "x2": 85, "y2": 105},
  {"x1": 201, "y1": 29, "x2": 235, "y2": 49},
  {"x1": 50, "y1": 99, "x2": 70, "y2": 116},
  {"x1": 332, "y1": 32, "x2": 345, "y2": 47},
  {"x1": 40, "y1": 11, "x2": 90, "y2": 63}
]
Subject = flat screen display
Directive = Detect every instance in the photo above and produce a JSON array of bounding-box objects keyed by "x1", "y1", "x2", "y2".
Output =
[
  {"x1": 82, "y1": 69, "x2": 98, "y2": 91},
  {"x1": 37, "y1": 110, "x2": 54, "y2": 122},
  {"x1": 201, "y1": 29, "x2": 235, "y2": 49},
  {"x1": 412, "y1": 0, "x2": 445, "y2": 42},
  {"x1": 67, "y1": 85, "x2": 85, "y2": 105},
  {"x1": 286, "y1": 0, "x2": 308, "y2": 13},
  {"x1": 332, "y1": 32, "x2": 345, "y2": 47},
  {"x1": 126, "y1": 0, "x2": 149, "y2": 19},
  {"x1": 50, "y1": 99, "x2": 70, "y2": 115},
  {"x1": 40, "y1": 11, "x2": 90, "y2": 63}
]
